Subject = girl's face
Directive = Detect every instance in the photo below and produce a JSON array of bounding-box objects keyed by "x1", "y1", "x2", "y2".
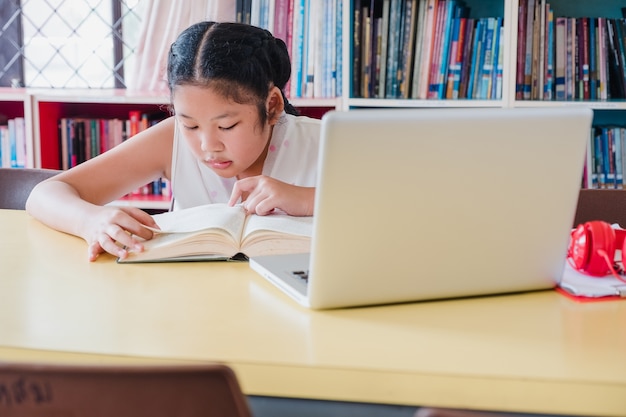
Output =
[{"x1": 172, "y1": 85, "x2": 278, "y2": 179}]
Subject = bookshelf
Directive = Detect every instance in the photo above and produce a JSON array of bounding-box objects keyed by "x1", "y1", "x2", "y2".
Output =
[
  {"x1": 0, "y1": 88, "x2": 340, "y2": 209},
  {"x1": 343, "y1": 0, "x2": 626, "y2": 190},
  {"x1": 5, "y1": 0, "x2": 626, "y2": 203}
]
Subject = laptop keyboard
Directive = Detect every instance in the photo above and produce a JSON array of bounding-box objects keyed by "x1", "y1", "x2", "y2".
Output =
[{"x1": 291, "y1": 270, "x2": 309, "y2": 283}]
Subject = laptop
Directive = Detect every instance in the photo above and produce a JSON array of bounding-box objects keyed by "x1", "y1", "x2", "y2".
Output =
[{"x1": 250, "y1": 107, "x2": 593, "y2": 310}]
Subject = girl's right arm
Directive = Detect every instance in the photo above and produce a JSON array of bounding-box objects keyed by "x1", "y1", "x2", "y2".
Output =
[{"x1": 26, "y1": 117, "x2": 177, "y2": 261}]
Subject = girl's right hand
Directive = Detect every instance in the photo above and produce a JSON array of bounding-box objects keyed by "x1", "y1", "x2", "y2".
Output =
[{"x1": 84, "y1": 206, "x2": 159, "y2": 261}]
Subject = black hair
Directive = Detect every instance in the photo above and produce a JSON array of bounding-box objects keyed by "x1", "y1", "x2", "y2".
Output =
[{"x1": 167, "y1": 21, "x2": 299, "y2": 125}]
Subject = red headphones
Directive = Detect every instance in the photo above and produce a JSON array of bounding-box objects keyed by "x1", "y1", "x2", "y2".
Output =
[{"x1": 568, "y1": 220, "x2": 626, "y2": 277}]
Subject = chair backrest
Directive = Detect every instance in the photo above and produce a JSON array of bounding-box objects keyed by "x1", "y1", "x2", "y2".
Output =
[
  {"x1": 0, "y1": 168, "x2": 60, "y2": 210},
  {"x1": 0, "y1": 362, "x2": 252, "y2": 417},
  {"x1": 573, "y1": 189, "x2": 626, "y2": 228}
]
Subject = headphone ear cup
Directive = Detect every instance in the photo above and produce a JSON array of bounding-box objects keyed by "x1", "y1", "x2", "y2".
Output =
[
  {"x1": 569, "y1": 223, "x2": 590, "y2": 271},
  {"x1": 570, "y1": 221, "x2": 616, "y2": 276}
]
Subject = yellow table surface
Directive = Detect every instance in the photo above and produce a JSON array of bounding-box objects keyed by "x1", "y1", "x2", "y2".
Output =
[{"x1": 1, "y1": 210, "x2": 625, "y2": 416}]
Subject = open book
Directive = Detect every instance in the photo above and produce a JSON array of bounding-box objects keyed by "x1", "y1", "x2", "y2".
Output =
[{"x1": 118, "y1": 204, "x2": 312, "y2": 263}]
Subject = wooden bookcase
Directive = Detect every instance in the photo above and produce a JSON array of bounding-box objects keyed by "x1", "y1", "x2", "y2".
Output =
[{"x1": 0, "y1": 88, "x2": 338, "y2": 209}]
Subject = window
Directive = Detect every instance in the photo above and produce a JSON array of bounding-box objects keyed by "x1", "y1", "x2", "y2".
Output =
[{"x1": 0, "y1": 0, "x2": 146, "y2": 89}]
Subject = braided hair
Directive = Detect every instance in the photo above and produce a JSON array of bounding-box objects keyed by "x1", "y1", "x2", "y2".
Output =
[{"x1": 167, "y1": 21, "x2": 299, "y2": 124}]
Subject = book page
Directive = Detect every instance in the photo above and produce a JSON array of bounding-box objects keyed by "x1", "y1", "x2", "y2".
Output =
[
  {"x1": 560, "y1": 262, "x2": 626, "y2": 298},
  {"x1": 240, "y1": 213, "x2": 313, "y2": 257},
  {"x1": 150, "y1": 203, "x2": 246, "y2": 241},
  {"x1": 243, "y1": 212, "x2": 313, "y2": 238}
]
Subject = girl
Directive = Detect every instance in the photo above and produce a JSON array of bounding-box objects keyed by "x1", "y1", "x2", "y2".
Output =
[{"x1": 26, "y1": 21, "x2": 321, "y2": 262}]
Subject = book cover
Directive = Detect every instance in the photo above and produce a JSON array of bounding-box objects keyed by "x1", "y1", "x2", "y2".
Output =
[
  {"x1": 352, "y1": 0, "x2": 362, "y2": 97},
  {"x1": 617, "y1": 19, "x2": 626, "y2": 97},
  {"x1": 378, "y1": 0, "x2": 391, "y2": 98},
  {"x1": 530, "y1": 2, "x2": 540, "y2": 99},
  {"x1": 434, "y1": 0, "x2": 457, "y2": 99},
  {"x1": 554, "y1": 17, "x2": 566, "y2": 100},
  {"x1": 272, "y1": 0, "x2": 290, "y2": 42},
  {"x1": 607, "y1": 19, "x2": 626, "y2": 99},
  {"x1": 467, "y1": 18, "x2": 485, "y2": 99},
  {"x1": 478, "y1": 17, "x2": 495, "y2": 99},
  {"x1": 335, "y1": 0, "x2": 343, "y2": 97},
  {"x1": 588, "y1": 17, "x2": 597, "y2": 100},
  {"x1": 492, "y1": 22, "x2": 504, "y2": 99},
  {"x1": 284, "y1": 0, "x2": 295, "y2": 96},
  {"x1": 304, "y1": 0, "x2": 319, "y2": 98},
  {"x1": 409, "y1": 0, "x2": 427, "y2": 98},
  {"x1": 523, "y1": 0, "x2": 535, "y2": 99},
  {"x1": 385, "y1": 0, "x2": 403, "y2": 98},
  {"x1": 13, "y1": 117, "x2": 26, "y2": 168},
  {"x1": 537, "y1": 0, "x2": 546, "y2": 100},
  {"x1": 399, "y1": 0, "x2": 418, "y2": 99},
  {"x1": 515, "y1": 0, "x2": 528, "y2": 99},
  {"x1": 543, "y1": 4, "x2": 554, "y2": 100},
  {"x1": 427, "y1": 0, "x2": 447, "y2": 99},
  {"x1": 614, "y1": 127, "x2": 623, "y2": 188},
  {"x1": 445, "y1": 4, "x2": 468, "y2": 99},
  {"x1": 416, "y1": 0, "x2": 438, "y2": 99},
  {"x1": 579, "y1": 17, "x2": 590, "y2": 100},
  {"x1": 360, "y1": 3, "x2": 372, "y2": 98},
  {"x1": 598, "y1": 17, "x2": 608, "y2": 100},
  {"x1": 289, "y1": 0, "x2": 306, "y2": 98},
  {"x1": 0, "y1": 126, "x2": 10, "y2": 168},
  {"x1": 565, "y1": 18, "x2": 575, "y2": 100},
  {"x1": 559, "y1": 262, "x2": 626, "y2": 300},
  {"x1": 458, "y1": 17, "x2": 475, "y2": 98}
]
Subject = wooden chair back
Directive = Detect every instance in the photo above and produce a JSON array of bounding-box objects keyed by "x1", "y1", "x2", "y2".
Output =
[
  {"x1": 0, "y1": 168, "x2": 60, "y2": 210},
  {"x1": 573, "y1": 189, "x2": 626, "y2": 228},
  {"x1": 0, "y1": 362, "x2": 252, "y2": 417}
]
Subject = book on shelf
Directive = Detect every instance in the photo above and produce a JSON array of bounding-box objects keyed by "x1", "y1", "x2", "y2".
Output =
[
  {"x1": 515, "y1": 0, "x2": 527, "y2": 99},
  {"x1": 118, "y1": 203, "x2": 313, "y2": 263},
  {"x1": 0, "y1": 117, "x2": 26, "y2": 168},
  {"x1": 413, "y1": 0, "x2": 437, "y2": 99},
  {"x1": 445, "y1": 4, "x2": 468, "y2": 99},
  {"x1": 398, "y1": 0, "x2": 419, "y2": 99},
  {"x1": 290, "y1": 0, "x2": 306, "y2": 98},
  {"x1": 587, "y1": 125, "x2": 626, "y2": 190}
]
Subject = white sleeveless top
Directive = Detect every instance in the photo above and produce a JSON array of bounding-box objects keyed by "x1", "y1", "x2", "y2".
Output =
[{"x1": 171, "y1": 112, "x2": 321, "y2": 210}]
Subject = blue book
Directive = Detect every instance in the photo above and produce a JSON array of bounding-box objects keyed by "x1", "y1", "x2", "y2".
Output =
[
  {"x1": 467, "y1": 18, "x2": 484, "y2": 99},
  {"x1": 290, "y1": 0, "x2": 306, "y2": 98},
  {"x1": 478, "y1": 18, "x2": 495, "y2": 99},
  {"x1": 385, "y1": 0, "x2": 401, "y2": 98},
  {"x1": 445, "y1": 5, "x2": 468, "y2": 98},
  {"x1": 545, "y1": 10, "x2": 554, "y2": 100},
  {"x1": 611, "y1": 127, "x2": 624, "y2": 188},
  {"x1": 335, "y1": 0, "x2": 343, "y2": 97},
  {"x1": 8, "y1": 119, "x2": 17, "y2": 168}
]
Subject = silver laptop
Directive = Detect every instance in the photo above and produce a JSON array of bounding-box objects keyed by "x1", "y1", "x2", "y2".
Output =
[{"x1": 250, "y1": 107, "x2": 593, "y2": 310}]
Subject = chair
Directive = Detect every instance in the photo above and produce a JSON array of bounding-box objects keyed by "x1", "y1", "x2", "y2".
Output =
[
  {"x1": 0, "y1": 167, "x2": 60, "y2": 210},
  {"x1": 572, "y1": 188, "x2": 626, "y2": 228},
  {"x1": 0, "y1": 362, "x2": 252, "y2": 417}
]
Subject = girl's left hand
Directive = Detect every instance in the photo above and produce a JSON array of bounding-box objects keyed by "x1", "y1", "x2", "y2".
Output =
[{"x1": 228, "y1": 175, "x2": 314, "y2": 216}]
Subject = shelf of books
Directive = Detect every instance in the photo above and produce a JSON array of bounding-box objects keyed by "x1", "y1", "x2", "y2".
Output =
[
  {"x1": 23, "y1": 89, "x2": 340, "y2": 210},
  {"x1": 512, "y1": 0, "x2": 626, "y2": 107},
  {"x1": 31, "y1": 89, "x2": 172, "y2": 209},
  {"x1": 510, "y1": 0, "x2": 626, "y2": 191},
  {"x1": 0, "y1": 88, "x2": 34, "y2": 169},
  {"x1": 346, "y1": 0, "x2": 511, "y2": 109}
]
